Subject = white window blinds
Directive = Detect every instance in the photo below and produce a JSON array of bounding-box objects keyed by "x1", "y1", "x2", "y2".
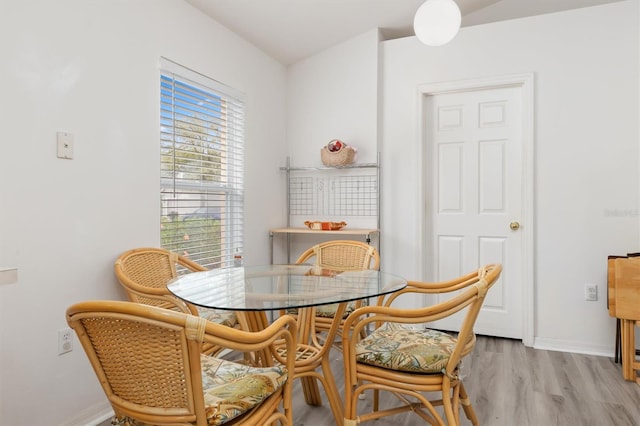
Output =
[{"x1": 160, "y1": 58, "x2": 244, "y2": 269}]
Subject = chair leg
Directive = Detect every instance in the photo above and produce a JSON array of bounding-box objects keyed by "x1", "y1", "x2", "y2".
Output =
[
  {"x1": 442, "y1": 379, "x2": 456, "y2": 425},
  {"x1": 373, "y1": 388, "x2": 379, "y2": 412},
  {"x1": 301, "y1": 376, "x2": 322, "y2": 405},
  {"x1": 343, "y1": 384, "x2": 358, "y2": 425},
  {"x1": 459, "y1": 382, "x2": 479, "y2": 425},
  {"x1": 321, "y1": 357, "x2": 345, "y2": 424}
]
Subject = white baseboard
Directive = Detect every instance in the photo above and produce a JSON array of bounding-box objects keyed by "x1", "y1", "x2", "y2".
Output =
[
  {"x1": 61, "y1": 400, "x2": 113, "y2": 426},
  {"x1": 533, "y1": 336, "x2": 613, "y2": 358}
]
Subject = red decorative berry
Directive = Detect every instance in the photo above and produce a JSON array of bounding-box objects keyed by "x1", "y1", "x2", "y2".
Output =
[{"x1": 328, "y1": 140, "x2": 343, "y2": 152}]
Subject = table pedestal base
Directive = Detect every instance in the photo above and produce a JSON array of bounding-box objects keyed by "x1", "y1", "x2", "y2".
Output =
[{"x1": 237, "y1": 307, "x2": 346, "y2": 425}]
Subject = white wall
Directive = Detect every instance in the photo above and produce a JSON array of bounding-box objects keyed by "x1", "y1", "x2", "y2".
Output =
[
  {"x1": 380, "y1": 1, "x2": 639, "y2": 353},
  {"x1": 0, "y1": 1, "x2": 287, "y2": 424},
  {"x1": 287, "y1": 29, "x2": 380, "y2": 166},
  {"x1": 282, "y1": 29, "x2": 382, "y2": 260}
]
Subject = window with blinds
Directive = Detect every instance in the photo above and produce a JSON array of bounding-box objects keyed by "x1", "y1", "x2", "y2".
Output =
[{"x1": 160, "y1": 58, "x2": 244, "y2": 269}]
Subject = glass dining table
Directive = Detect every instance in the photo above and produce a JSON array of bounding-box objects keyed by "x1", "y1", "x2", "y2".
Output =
[{"x1": 167, "y1": 264, "x2": 407, "y2": 425}]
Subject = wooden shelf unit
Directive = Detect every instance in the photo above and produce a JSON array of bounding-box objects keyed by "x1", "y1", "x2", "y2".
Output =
[{"x1": 270, "y1": 156, "x2": 380, "y2": 264}]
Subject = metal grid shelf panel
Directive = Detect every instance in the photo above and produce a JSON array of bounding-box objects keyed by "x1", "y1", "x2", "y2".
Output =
[
  {"x1": 289, "y1": 174, "x2": 377, "y2": 217},
  {"x1": 289, "y1": 177, "x2": 315, "y2": 216}
]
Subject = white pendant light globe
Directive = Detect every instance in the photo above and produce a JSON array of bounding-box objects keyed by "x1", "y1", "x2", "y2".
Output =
[{"x1": 413, "y1": 0, "x2": 461, "y2": 47}]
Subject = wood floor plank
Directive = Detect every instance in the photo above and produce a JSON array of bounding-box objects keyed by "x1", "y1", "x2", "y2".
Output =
[
  {"x1": 288, "y1": 336, "x2": 640, "y2": 426},
  {"x1": 524, "y1": 344, "x2": 563, "y2": 396},
  {"x1": 96, "y1": 335, "x2": 640, "y2": 426}
]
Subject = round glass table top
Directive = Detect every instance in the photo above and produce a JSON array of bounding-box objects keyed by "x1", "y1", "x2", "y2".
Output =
[{"x1": 167, "y1": 264, "x2": 407, "y2": 311}]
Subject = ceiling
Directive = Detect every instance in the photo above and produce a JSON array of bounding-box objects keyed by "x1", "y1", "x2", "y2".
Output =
[{"x1": 185, "y1": 0, "x2": 624, "y2": 65}]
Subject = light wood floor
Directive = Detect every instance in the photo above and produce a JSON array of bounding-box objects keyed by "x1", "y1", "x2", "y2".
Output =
[
  {"x1": 290, "y1": 335, "x2": 640, "y2": 426},
  {"x1": 98, "y1": 335, "x2": 640, "y2": 425}
]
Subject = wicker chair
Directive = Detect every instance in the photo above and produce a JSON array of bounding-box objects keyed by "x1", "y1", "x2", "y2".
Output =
[
  {"x1": 115, "y1": 247, "x2": 239, "y2": 355},
  {"x1": 341, "y1": 264, "x2": 502, "y2": 425},
  {"x1": 292, "y1": 240, "x2": 380, "y2": 346},
  {"x1": 67, "y1": 300, "x2": 297, "y2": 426}
]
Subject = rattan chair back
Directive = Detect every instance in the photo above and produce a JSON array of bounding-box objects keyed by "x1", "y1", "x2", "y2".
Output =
[
  {"x1": 114, "y1": 247, "x2": 205, "y2": 314},
  {"x1": 295, "y1": 239, "x2": 380, "y2": 271},
  {"x1": 292, "y1": 240, "x2": 380, "y2": 342},
  {"x1": 66, "y1": 300, "x2": 296, "y2": 425}
]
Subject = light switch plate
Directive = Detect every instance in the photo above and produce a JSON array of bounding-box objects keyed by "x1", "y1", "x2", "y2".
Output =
[
  {"x1": 57, "y1": 132, "x2": 74, "y2": 159},
  {"x1": 0, "y1": 267, "x2": 18, "y2": 285}
]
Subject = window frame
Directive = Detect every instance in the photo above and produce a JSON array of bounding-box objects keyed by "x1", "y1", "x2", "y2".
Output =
[{"x1": 159, "y1": 57, "x2": 245, "y2": 269}]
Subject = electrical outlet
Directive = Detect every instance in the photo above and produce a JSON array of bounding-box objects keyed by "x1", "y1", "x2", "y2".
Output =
[
  {"x1": 58, "y1": 328, "x2": 73, "y2": 355},
  {"x1": 584, "y1": 284, "x2": 598, "y2": 302},
  {"x1": 56, "y1": 132, "x2": 74, "y2": 159}
]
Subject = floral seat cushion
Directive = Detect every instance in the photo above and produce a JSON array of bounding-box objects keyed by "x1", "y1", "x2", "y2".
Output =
[
  {"x1": 315, "y1": 302, "x2": 357, "y2": 318},
  {"x1": 355, "y1": 323, "x2": 458, "y2": 373},
  {"x1": 200, "y1": 356, "x2": 288, "y2": 425},
  {"x1": 287, "y1": 302, "x2": 357, "y2": 319},
  {"x1": 197, "y1": 307, "x2": 238, "y2": 328}
]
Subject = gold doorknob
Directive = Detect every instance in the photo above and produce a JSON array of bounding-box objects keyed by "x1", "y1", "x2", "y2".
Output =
[{"x1": 510, "y1": 221, "x2": 520, "y2": 231}]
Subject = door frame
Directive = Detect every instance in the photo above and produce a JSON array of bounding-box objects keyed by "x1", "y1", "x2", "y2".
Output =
[{"x1": 416, "y1": 73, "x2": 535, "y2": 347}]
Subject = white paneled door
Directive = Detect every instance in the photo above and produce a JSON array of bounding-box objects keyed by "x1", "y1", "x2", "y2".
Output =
[{"x1": 424, "y1": 84, "x2": 524, "y2": 339}]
